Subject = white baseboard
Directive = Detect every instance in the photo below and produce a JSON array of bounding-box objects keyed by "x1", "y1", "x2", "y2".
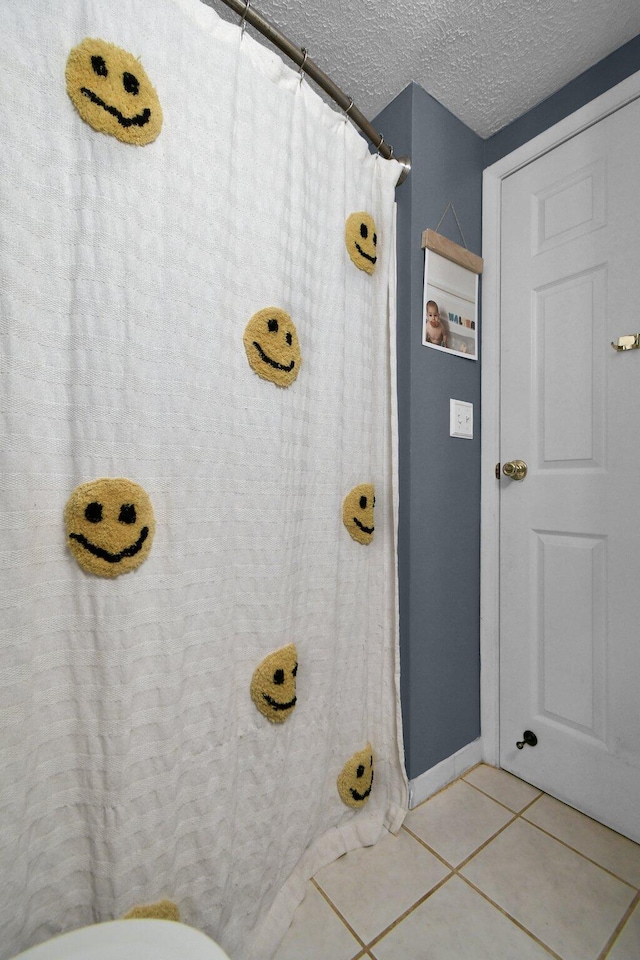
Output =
[{"x1": 408, "y1": 739, "x2": 484, "y2": 809}]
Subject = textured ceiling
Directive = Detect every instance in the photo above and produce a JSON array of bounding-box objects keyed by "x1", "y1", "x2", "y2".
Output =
[{"x1": 206, "y1": 0, "x2": 640, "y2": 139}]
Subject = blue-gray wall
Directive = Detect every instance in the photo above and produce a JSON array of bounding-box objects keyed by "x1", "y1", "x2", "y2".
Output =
[
  {"x1": 377, "y1": 35, "x2": 640, "y2": 783},
  {"x1": 375, "y1": 85, "x2": 484, "y2": 780}
]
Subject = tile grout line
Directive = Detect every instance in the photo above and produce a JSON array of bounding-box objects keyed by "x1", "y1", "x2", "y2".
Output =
[
  {"x1": 464, "y1": 771, "x2": 640, "y2": 889},
  {"x1": 310, "y1": 877, "x2": 368, "y2": 951},
  {"x1": 312, "y1": 829, "x2": 458, "y2": 953},
  {"x1": 515, "y1": 791, "x2": 548, "y2": 816},
  {"x1": 401, "y1": 823, "x2": 456, "y2": 870},
  {"x1": 407, "y1": 803, "x2": 526, "y2": 875},
  {"x1": 360, "y1": 806, "x2": 548, "y2": 950},
  {"x1": 433, "y1": 782, "x2": 640, "y2": 888},
  {"x1": 519, "y1": 816, "x2": 640, "y2": 891},
  {"x1": 375, "y1": 808, "x2": 551, "y2": 952},
  {"x1": 363, "y1": 871, "x2": 455, "y2": 951},
  {"x1": 399, "y1": 788, "x2": 603, "y2": 959},
  {"x1": 457, "y1": 789, "x2": 640, "y2": 956},
  {"x1": 311, "y1": 769, "x2": 640, "y2": 958},
  {"x1": 402, "y1": 803, "x2": 564, "y2": 958},
  {"x1": 596, "y1": 888, "x2": 640, "y2": 960},
  {"x1": 318, "y1": 867, "x2": 455, "y2": 955},
  {"x1": 461, "y1": 774, "x2": 545, "y2": 815},
  {"x1": 454, "y1": 791, "x2": 639, "y2": 954},
  {"x1": 457, "y1": 873, "x2": 564, "y2": 960}
]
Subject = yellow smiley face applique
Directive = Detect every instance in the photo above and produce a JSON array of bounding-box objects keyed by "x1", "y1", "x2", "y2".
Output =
[
  {"x1": 243, "y1": 307, "x2": 301, "y2": 388},
  {"x1": 123, "y1": 900, "x2": 180, "y2": 922},
  {"x1": 250, "y1": 644, "x2": 298, "y2": 723},
  {"x1": 65, "y1": 38, "x2": 163, "y2": 145},
  {"x1": 337, "y1": 745, "x2": 374, "y2": 808},
  {"x1": 345, "y1": 212, "x2": 378, "y2": 274},
  {"x1": 65, "y1": 478, "x2": 155, "y2": 577},
  {"x1": 342, "y1": 484, "x2": 375, "y2": 545}
]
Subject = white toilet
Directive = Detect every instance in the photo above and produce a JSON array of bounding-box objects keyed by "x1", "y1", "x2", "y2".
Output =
[{"x1": 12, "y1": 919, "x2": 231, "y2": 959}]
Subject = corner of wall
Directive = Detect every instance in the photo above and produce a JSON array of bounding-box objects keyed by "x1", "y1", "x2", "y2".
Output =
[
  {"x1": 408, "y1": 738, "x2": 483, "y2": 809},
  {"x1": 375, "y1": 83, "x2": 484, "y2": 783},
  {"x1": 484, "y1": 34, "x2": 640, "y2": 167}
]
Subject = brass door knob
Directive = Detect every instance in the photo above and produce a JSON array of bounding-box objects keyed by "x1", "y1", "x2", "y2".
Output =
[{"x1": 503, "y1": 459, "x2": 527, "y2": 481}]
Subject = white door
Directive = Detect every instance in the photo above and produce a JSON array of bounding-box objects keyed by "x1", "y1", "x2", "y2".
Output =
[{"x1": 499, "y1": 94, "x2": 640, "y2": 841}]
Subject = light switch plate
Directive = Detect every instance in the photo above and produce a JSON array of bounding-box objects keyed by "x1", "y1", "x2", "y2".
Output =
[{"x1": 450, "y1": 399, "x2": 473, "y2": 439}]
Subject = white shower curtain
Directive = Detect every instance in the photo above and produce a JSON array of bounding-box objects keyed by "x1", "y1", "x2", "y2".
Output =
[{"x1": 0, "y1": 1, "x2": 406, "y2": 958}]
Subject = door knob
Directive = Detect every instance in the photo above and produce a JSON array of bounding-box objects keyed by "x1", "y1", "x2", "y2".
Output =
[
  {"x1": 516, "y1": 730, "x2": 538, "y2": 749},
  {"x1": 503, "y1": 459, "x2": 527, "y2": 481}
]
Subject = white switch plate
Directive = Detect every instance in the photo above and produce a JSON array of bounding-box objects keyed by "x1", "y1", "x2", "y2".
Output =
[{"x1": 450, "y1": 399, "x2": 473, "y2": 439}]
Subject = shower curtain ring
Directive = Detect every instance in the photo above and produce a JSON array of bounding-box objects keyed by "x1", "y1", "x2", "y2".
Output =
[
  {"x1": 240, "y1": 0, "x2": 251, "y2": 36},
  {"x1": 299, "y1": 48, "x2": 308, "y2": 82},
  {"x1": 344, "y1": 97, "x2": 355, "y2": 118},
  {"x1": 376, "y1": 134, "x2": 385, "y2": 155}
]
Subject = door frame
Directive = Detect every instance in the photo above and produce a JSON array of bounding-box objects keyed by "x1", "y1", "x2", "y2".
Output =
[{"x1": 480, "y1": 69, "x2": 640, "y2": 767}]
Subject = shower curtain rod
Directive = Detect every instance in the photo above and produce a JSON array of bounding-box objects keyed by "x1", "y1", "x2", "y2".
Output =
[{"x1": 210, "y1": 0, "x2": 411, "y2": 185}]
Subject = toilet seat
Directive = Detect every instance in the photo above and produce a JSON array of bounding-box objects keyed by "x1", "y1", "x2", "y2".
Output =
[{"x1": 12, "y1": 919, "x2": 231, "y2": 960}]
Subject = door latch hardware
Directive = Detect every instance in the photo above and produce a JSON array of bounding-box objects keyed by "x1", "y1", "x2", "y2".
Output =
[
  {"x1": 503, "y1": 459, "x2": 527, "y2": 481},
  {"x1": 516, "y1": 730, "x2": 538, "y2": 750},
  {"x1": 611, "y1": 334, "x2": 640, "y2": 351}
]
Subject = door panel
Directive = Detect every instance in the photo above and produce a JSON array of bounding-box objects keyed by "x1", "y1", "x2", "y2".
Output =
[{"x1": 499, "y1": 95, "x2": 640, "y2": 841}]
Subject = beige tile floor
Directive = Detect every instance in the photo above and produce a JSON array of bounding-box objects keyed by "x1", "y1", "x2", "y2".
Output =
[{"x1": 273, "y1": 764, "x2": 640, "y2": 960}]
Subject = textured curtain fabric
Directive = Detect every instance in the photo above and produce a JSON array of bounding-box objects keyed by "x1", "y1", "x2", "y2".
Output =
[{"x1": 0, "y1": 1, "x2": 406, "y2": 957}]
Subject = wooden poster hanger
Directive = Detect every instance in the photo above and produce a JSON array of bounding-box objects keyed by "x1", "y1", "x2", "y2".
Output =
[{"x1": 422, "y1": 202, "x2": 483, "y2": 275}]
